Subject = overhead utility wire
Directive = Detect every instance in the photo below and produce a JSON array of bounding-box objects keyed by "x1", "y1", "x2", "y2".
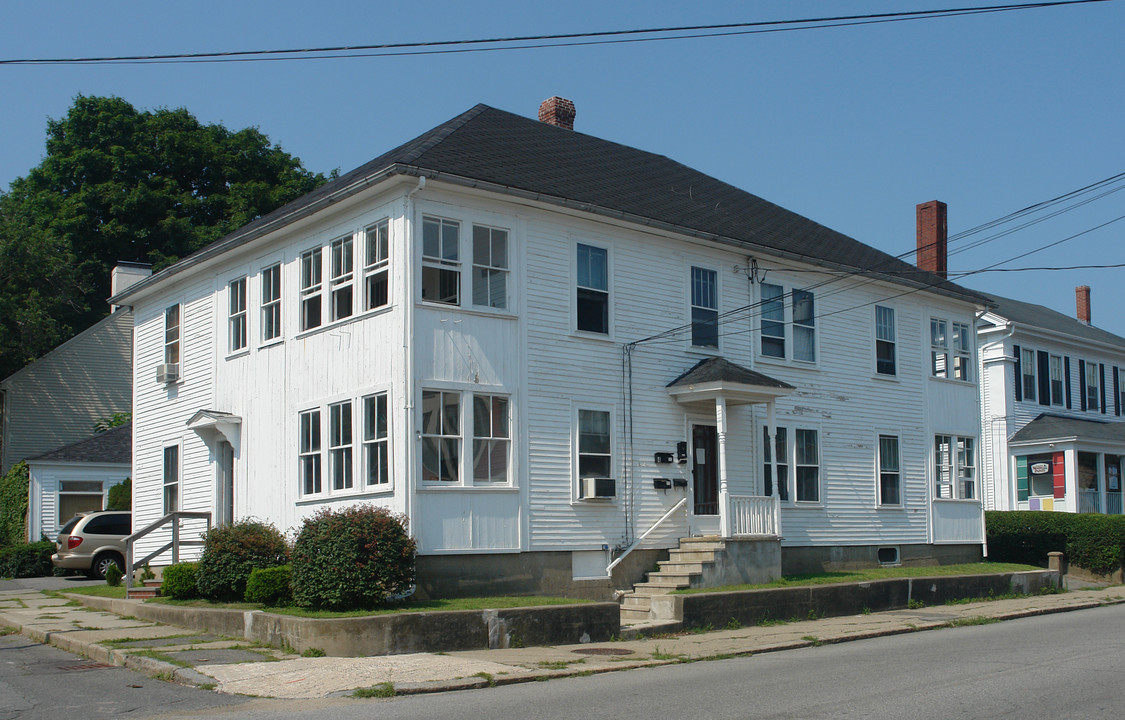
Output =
[{"x1": 0, "y1": 1, "x2": 1114, "y2": 65}]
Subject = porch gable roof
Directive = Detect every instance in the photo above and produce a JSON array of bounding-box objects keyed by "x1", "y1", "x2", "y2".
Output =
[
  {"x1": 667, "y1": 357, "x2": 793, "y2": 407},
  {"x1": 1009, "y1": 412, "x2": 1125, "y2": 446}
]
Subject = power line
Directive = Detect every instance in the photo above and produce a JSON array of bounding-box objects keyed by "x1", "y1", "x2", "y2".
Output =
[{"x1": 0, "y1": 1, "x2": 1115, "y2": 66}]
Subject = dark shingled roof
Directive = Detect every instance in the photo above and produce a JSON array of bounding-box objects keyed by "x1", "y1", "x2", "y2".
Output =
[
  {"x1": 1009, "y1": 413, "x2": 1125, "y2": 445},
  {"x1": 668, "y1": 357, "x2": 793, "y2": 390},
  {"x1": 987, "y1": 293, "x2": 1125, "y2": 351},
  {"x1": 112, "y1": 104, "x2": 989, "y2": 307},
  {"x1": 27, "y1": 423, "x2": 132, "y2": 465}
]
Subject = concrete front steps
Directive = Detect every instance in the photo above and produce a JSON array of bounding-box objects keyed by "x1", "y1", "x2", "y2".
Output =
[{"x1": 620, "y1": 536, "x2": 726, "y2": 624}]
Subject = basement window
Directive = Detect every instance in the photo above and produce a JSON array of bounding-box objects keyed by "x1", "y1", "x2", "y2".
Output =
[{"x1": 877, "y1": 547, "x2": 900, "y2": 566}]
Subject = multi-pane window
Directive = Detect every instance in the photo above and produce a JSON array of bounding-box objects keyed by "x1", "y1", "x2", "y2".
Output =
[
  {"x1": 795, "y1": 429, "x2": 820, "y2": 503},
  {"x1": 329, "y1": 401, "x2": 353, "y2": 491},
  {"x1": 578, "y1": 409, "x2": 612, "y2": 480},
  {"x1": 760, "y1": 283, "x2": 785, "y2": 358},
  {"x1": 472, "y1": 225, "x2": 509, "y2": 309},
  {"x1": 364, "y1": 220, "x2": 390, "y2": 311},
  {"x1": 299, "y1": 410, "x2": 322, "y2": 495},
  {"x1": 793, "y1": 290, "x2": 815, "y2": 362},
  {"x1": 421, "y1": 390, "x2": 460, "y2": 483},
  {"x1": 421, "y1": 217, "x2": 460, "y2": 305},
  {"x1": 576, "y1": 243, "x2": 609, "y2": 334},
  {"x1": 164, "y1": 305, "x2": 181, "y2": 366},
  {"x1": 1021, "y1": 348, "x2": 1037, "y2": 401},
  {"x1": 691, "y1": 267, "x2": 718, "y2": 347},
  {"x1": 228, "y1": 278, "x2": 247, "y2": 353},
  {"x1": 930, "y1": 319, "x2": 948, "y2": 378},
  {"x1": 931, "y1": 318, "x2": 971, "y2": 381},
  {"x1": 878, "y1": 435, "x2": 901, "y2": 506},
  {"x1": 1050, "y1": 355, "x2": 1065, "y2": 406},
  {"x1": 762, "y1": 426, "x2": 789, "y2": 501},
  {"x1": 935, "y1": 435, "x2": 976, "y2": 499},
  {"x1": 875, "y1": 305, "x2": 896, "y2": 376},
  {"x1": 260, "y1": 263, "x2": 282, "y2": 342},
  {"x1": 163, "y1": 445, "x2": 179, "y2": 514},
  {"x1": 329, "y1": 235, "x2": 354, "y2": 321},
  {"x1": 362, "y1": 393, "x2": 389, "y2": 487},
  {"x1": 952, "y1": 322, "x2": 971, "y2": 381},
  {"x1": 1119, "y1": 368, "x2": 1125, "y2": 413},
  {"x1": 1086, "y1": 361, "x2": 1100, "y2": 411},
  {"x1": 473, "y1": 394, "x2": 510, "y2": 483},
  {"x1": 300, "y1": 248, "x2": 323, "y2": 331}
]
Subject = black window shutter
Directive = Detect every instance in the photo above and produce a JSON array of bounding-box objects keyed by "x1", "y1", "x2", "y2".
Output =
[
  {"x1": 1079, "y1": 359, "x2": 1087, "y2": 411},
  {"x1": 1115, "y1": 367, "x2": 1120, "y2": 416},
  {"x1": 1013, "y1": 344, "x2": 1022, "y2": 402},
  {"x1": 1101, "y1": 363, "x2": 1107, "y2": 414},
  {"x1": 1037, "y1": 351, "x2": 1050, "y2": 407},
  {"x1": 1065, "y1": 356, "x2": 1072, "y2": 409}
]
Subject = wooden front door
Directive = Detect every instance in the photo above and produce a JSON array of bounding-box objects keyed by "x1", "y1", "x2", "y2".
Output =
[{"x1": 692, "y1": 425, "x2": 719, "y2": 515}]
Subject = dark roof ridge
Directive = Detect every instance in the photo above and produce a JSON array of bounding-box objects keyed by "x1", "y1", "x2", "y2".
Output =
[{"x1": 27, "y1": 422, "x2": 133, "y2": 464}]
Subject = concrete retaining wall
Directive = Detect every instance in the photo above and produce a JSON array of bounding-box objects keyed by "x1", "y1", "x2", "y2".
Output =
[{"x1": 781, "y1": 543, "x2": 982, "y2": 575}]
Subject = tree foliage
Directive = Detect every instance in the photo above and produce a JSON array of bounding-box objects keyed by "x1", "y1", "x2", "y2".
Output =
[
  {"x1": 0, "y1": 94, "x2": 329, "y2": 378},
  {"x1": 0, "y1": 462, "x2": 30, "y2": 547}
]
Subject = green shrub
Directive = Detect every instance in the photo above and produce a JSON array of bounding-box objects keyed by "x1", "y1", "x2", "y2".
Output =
[
  {"x1": 0, "y1": 540, "x2": 54, "y2": 578},
  {"x1": 195, "y1": 519, "x2": 289, "y2": 602},
  {"x1": 986, "y1": 511, "x2": 1125, "y2": 575},
  {"x1": 245, "y1": 565, "x2": 293, "y2": 606},
  {"x1": 0, "y1": 462, "x2": 30, "y2": 547},
  {"x1": 161, "y1": 562, "x2": 199, "y2": 599},
  {"x1": 291, "y1": 505, "x2": 415, "y2": 611},
  {"x1": 106, "y1": 478, "x2": 131, "y2": 511},
  {"x1": 104, "y1": 563, "x2": 123, "y2": 586}
]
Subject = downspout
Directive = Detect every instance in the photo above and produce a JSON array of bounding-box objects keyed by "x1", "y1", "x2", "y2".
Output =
[{"x1": 403, "y1": 177, "x2": 426, "y2": 550}]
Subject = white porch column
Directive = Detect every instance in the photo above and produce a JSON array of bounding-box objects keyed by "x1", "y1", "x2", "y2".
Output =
[
  {"x1": 767, "y1": 401, "x2": 777, "y2": 499},
  {"x1": 716, "y1": 396, "x2": 731, "y2": 538},
  {"x1": 1099, "y1": 453, "x2": 1107, "y2": 514}
]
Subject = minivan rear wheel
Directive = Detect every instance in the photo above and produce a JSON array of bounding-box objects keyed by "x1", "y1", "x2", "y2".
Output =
[{"x1": 89, "y1": 552, "x2": 124, "y2": 581}]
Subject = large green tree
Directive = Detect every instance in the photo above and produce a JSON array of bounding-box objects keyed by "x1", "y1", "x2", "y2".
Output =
[{"x1": 0, "y1": 95, "x2": 329, "y2": 378}]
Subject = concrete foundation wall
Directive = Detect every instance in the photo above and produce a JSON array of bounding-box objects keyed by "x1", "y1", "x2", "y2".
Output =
[
  {"x1": 699, "y1": 538, "x2": 781, "y2": 587},
  {"x1": 781, "y1": 543, "x2": 982, "y2": 576}
]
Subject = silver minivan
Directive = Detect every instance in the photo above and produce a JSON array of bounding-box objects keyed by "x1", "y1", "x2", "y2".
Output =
[{"x1": 52, "y1": 510, "x2": 131, "y2": 580}]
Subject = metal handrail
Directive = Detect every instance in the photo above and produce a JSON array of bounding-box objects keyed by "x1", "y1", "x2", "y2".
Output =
[
  {"x1": 125, "y1": 511, "x2": 211, "y2": 592},
  {"x1": 606, "y1": 498, "x2": 687, "y2": 577}
]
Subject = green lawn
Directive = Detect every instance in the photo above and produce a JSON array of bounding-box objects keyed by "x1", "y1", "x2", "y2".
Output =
[
  {"x1": 62, "y1": 585, "x2": 127, "y2": 599},
  {"x1": 674, "y1": 562, "x2": 1042, "y2": 594}
]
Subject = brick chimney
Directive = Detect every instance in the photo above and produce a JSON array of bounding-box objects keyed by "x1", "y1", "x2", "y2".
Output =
[
  {"x1": 916, "y1": 200, "x2": 948, "y2": 279},
  {"x1": 538, "y1": 96, "x2": 576, "y2": 130},
  {"x1": 1076, "y1": 285, "x2": 1091, "y2": 325}
]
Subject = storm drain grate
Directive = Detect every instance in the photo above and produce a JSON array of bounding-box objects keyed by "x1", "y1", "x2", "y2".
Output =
[
  {"x1": 57, "y1": 662, "x2": 113, "y2": 671},
  {"x1": 571, "y1": 647, "x2": 634, "y2": 656}
]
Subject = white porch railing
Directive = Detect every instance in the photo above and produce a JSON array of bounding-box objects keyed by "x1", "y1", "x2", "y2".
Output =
[
  {"x1": 1078, "y1": 490, "x2": 1102, "y2": 514},
  {"x1": 727, "y1": 495, "x2": 780, "y2": 537},
  {"x1": 1108, "y1": 494, "x2": 1124, "y2": 515}
]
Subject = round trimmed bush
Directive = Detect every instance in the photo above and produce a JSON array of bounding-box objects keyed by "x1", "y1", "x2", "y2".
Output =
[
  {"x1": 195, "y1": 519, "x2": 289, "y2": 602},
  {"x1": 161, "y1": 562, "x2": 199, "y2": 599},
  {"x1": 245, "y1": 565, "x2": 293, "y2": 606},
  {"x1": 291, "y1": 505, "x2": 415, "y2": 611}
]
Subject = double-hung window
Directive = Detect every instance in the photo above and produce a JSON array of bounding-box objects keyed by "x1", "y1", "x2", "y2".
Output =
[
  {"x1": 1021, "y1": 348, "x2": 1037, "y2": 402},
  {"x1": 576, "y1": 243, "x2": 609, "y2": 334},
  {"x1": 762, "y1": 426, "x2": 789, "y2": 501},
  {"x1": 473, "y1": 394, "x2": 510, "y2": 483},
  {"x1": 952, "y1": 322, "x2": 971, "y2": 381},
  {"x1": 793, "y1": 290, "x2": 815, "y2": 362},
  {"x1": 362, "y1": 393, "x2": 389, "y2": 487},
  {"x1": 300, "y1": 248, "x2": 323, "y2": 331},
  {"x1": 935, "y1": 435, "x2": 976, "y2": 499},
  {"x1": 878, "y1": 435, "x2": 901, "y2": 506},
  {"x1": 931, "y1": 318, "x2": 972, "y2": 381},
  {"x1": 421, "y1": 217, "x2": 460, "y2": 305},
  {"x1": 1050, "y1": 355, "x2": 1065, "y2": 406},
  {"x1": 260, "y1": 263, "x2": 281, "y2": 342},
  {"x1": 421, "y1": 390, "x2": 461, "y2": 483},
  {"x1": 299, "y1": 409, "x2": 322, "y2": 495},
  {"x1": 472, "y1": 225, "x2": 509, "y2": 309},
  {"x1": 795, "y1": 429, "x2": 820, "y2": 502},
  {"x1": 578, "y1": 409, "x2": 612, "y2": 480},
  {"x1": 329, "y1": 235, "x2": 354, "y2": 321},
  {"x1": 1118, "y1": 368, "x2": 1125, "y2": 413},
  {"x1": 690, "y1": 267, "x2": 718, "y2": 348},
  {"x1": 364, "y1": 220, "x2": 390, "y2": 311},
  {"x1": 759, "y1": 284, "x2": 816, "y2": 362},
  {"x1": 1085, "y1": 361, "x2": 1100, "y2": 411},
  {"x1": 164, "y1": 305, "x2": 181, "y2": 367},
  {"x1": 228, "y1": 278, "x2": 247, "y2": 353},
  {"x1": 875, "y1": 305, "x2": 896, "y2": 376},
  {"x1": 163, "y1": 445, "x2": 179, "y2": 514},
  {"x1": 329, "y1": 401, "x2": 353, "y2": 491},
  {"x1": 760, "y1": 283, "x2": 785, "y2": 358},
  {"x1": 930, "y1": 319, "x2": 948, "y2": 378}
]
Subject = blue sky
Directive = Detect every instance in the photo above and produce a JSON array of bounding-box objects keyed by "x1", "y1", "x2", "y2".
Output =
[{"x1": 3, "y1": 1, "x2": 1123, "y2": 333}]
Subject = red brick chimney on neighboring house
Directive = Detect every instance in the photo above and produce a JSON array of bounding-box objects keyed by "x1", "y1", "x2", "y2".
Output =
[
  {"x1": 538, "y1": 97, "x2": 576, "y2": 130},
  {"x1": 916, "y1": 200, "x2": 948, "y2": 279},
  {"x1": 1076, "y1": 285, "x2": 1091, "y2": 325}
]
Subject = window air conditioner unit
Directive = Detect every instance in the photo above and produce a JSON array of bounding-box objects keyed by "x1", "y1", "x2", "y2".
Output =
[
  {"x1": 156, "y1": 363, "x2": 180, "y2": 384},
  {"x1": 579, "y1": 477, "x2": 616, "y2": 500}
]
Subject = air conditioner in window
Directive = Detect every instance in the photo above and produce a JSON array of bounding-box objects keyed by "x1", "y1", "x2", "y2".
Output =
[
  {"x1": 156, "y1": 363, "x2": 180, "y2": 384},
  {"x1": 579, "y1": 477, "x2": 616, "y2": 500}
]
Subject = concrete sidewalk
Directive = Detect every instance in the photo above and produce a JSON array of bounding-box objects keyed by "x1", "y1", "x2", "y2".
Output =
[{"x1": 1, "y1": 585, "x2": 1122, "y2": 700}]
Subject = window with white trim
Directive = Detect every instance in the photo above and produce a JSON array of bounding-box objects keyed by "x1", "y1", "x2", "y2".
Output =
[
  {"x1": 299, "y1": 409, "x2": 322, "y2": 495},
  {"x1": 878, "y1": 435, "x2": 901, "y2": 506},
  {"x1": 364, "y1": 219, "x2": 389, "y2": 311},
  {"x1": 875, "y1": 305, "x2": 895, "y2": 376},
  {"x1": 577, "y1": 409, "x2": 612, "y2": 480},
  {"x1": 473, "y1": 394, "x2": 510, "y2": 483},
  {"x1": 421, "y1": 390, "x2": 460, "y2": 483},
  {"x1": 1021, "y1": 347, "x2": 1037, "y2": 402},
  {"x1": 930, "y1": 317, "x2": 972, "y2": 382},
  {"x1": 795, "y1": 429, "x2": 820, "y2": 502},
  {"x1": 793, "y1": 290, "x2": 815, "y2": 362},
  {"x1": 299, "y1": 248, "x2": 323, "y2": 331},
  {"x1": 1085, "y1": 361, "x2": 1100, "y2": 411},
  {"x1": 260, "y1": 263, "x2": 281, "y2": 342},
  {"x1": 952, "y1": 322, "x2": 971, "y2": 381},
  {"x1": 759, "y1": 284, "x2": 816, "y2": 362},
  {"x1": 421, "y1": 217, "x2": 460, "y2": 305},
  {"x1": 57, "y1": 481, "x2": 105, "y2": 526},
  {"x1": 690, "y1": 267, "x2": 718, "y2": 348},
  {"x1": 329, "y1": 401, "x2": 354, "y2": 491},
  {"x1": 935, "y1": 435, "x2": 976, "y2": 499},
  {"x1": 228, "y1": 277, "x2": 247, "y2": 353},
  {"x1": 930, "y1": 319, "x2": 948, "y2": 378},
  {"x1": 164, "y1": 305, "x2": 181, "y2": 366},
  {"x1": 760, "y1": 283, "x2": 785, "y2": 358},
  {"x1": 1118, "y1": 367, "x2": 1125, "y2": 413},
  {"x1": 576, "y1": 243, "x2": 609, "y2": 334},
  {"x1": 163, "y1": 445, "x2": 179, "y2": 514},
  {"x1": 362, "y1": 393, "x2": 390, "y2": 487},
  {"x1": 472, "y1": 225, "x2": 509, "y2": 309},
  {"x1": 329, "y1": 235, "x2": 354, "y2": 321},
  {"x1": 1050, "y1": 354, "x2": 1065, "y2": 406}
]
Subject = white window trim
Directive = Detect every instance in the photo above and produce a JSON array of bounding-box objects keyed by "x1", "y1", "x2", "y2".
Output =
[
  {"x1": 299, "y1": 389, "x2": 396, "y2": 501},
  {"x1": 757, "y1": 282, "x2": 818, "y2": 366},
  {"x1": 1021, "y1": 347, "x2": 1038, "y2": 402},
  {"x1": 298, "y1": 408, "x2": 322, "y2": 497},
  {"x1": 874, "y1": 304, "x2": 897, "y2": 378},
  {"x1": 934, "y1": 434, "x2": 977, "y2": 501},
  {"x1": 952, "y1": 321, "x2": 972, "y2": 382},
  {"x1": 329, "y1": 234, "x2": 356, "y2": 322},
  {"x1": 760, "y1": 421, "x2": 823, "y2": 506},
  {"x1": 471, "y1": 223, "x2": 511, "y2": 311},
  {"x1": 164, "y1": 304, "x2": 181, "y2": 372},
  {"x1": 929, "y1": 316, "x2": 974, "y2": 383},
  {"x1": 361, "y1": 392, "x2": 392, "y2": 491},
  {"x1": 227, "y1": 276, "x2": 248, "y2": 356},
  {"x1": 1049, "y1": 354, "x2": 1065, "y2": 407},
  {"x1": 363, "y1": 218, "x2": 391, "y2": 313},
  {"x1": 420, "y1": 215, "x2": 462, "y2": 307},
  {"x1": 418, "y1": 388, "x2": 515, "y2": 489},
  {"x1": 471, "y1": 393, "x2": 512, "y2": 485},
  {"x1": 162, "y1": 443, "x2": 181, "y2": 515},
  {"x1": 299, "y1": 247, "x2": 324, "y2": 332},
  {"x1": 328, "y1": 400, "x2": 355, "y2": 492},
  {"x1": 689, "y1": 265, "x2": 720, "y2": 350},
  {"x1": 1085, "y1": 360, "x2": 1101, "y2": 411},
  {"x1": 573, "y1": 240, "x2": 613, "y2": 339},
  {"x1": 259, "y1": 261, "x2": 283, "y2": 346},
  {"x1": 573, "y1": 403, "x2": 616, "y2": 503},
  {"x1": 876, "y1": 433, "x2": 903, "y2": 507}
]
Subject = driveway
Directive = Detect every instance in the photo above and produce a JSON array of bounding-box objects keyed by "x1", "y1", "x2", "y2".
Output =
[{"x1": 0, "y1": 575, "x2": 105, "y2": 593}]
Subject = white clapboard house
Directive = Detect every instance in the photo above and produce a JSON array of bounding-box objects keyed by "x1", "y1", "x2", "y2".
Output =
[
  {"x1": 979, "y1": 285, "x2": 1125, "y2": 515},
  {"x1": 112, "y1": 99, "x2": 989, "y2": 599}
]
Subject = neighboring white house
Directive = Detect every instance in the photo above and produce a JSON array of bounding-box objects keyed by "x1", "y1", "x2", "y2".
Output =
[
  {"x1": 978, "y1": 285, "x2": 1125, "y2": 515},
  {"x1": 111, "y1": 99, "x2": 990, "y2": 598}
]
